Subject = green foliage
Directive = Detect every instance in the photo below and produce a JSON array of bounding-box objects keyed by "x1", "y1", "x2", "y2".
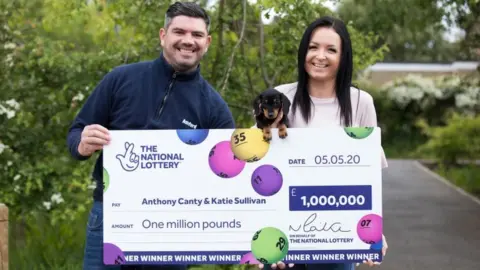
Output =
[
  {"x1": 9, "y1": 209, "x2": 89, "y2": 269},
  {"x1": 416, "y1": 113, "x2": 480, "y2": 166},
  {"x1": 435, "y1": 164, "x2": 480, "y2": 197},
  {"x1": 337, "y1": 0, "x2": 465, "y2": 61},
  {"x1": 0, "y1": 0, "x2": 388, "y2": 268},
  {"x1": 0, "y1": 0, "x2": 386, "y2": 223},
  {"x1": 355, "y1": 72, "x2": 480, "y2": 157}
]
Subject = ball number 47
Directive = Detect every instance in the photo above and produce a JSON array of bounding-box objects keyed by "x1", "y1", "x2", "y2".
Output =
[{"x1": 233, "y1": 132, "x2": 246, "y2": 144}]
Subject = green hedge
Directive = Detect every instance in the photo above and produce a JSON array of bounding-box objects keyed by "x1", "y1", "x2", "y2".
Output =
[{"x1": 357, "y1": 72, "x2": 480, "y2": 158}]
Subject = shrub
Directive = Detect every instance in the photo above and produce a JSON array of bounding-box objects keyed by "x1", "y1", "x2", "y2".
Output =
[
  {"x1": 416, "y1": 113, "x2": 480, "y2": 166},
  {"x1": 355, "y1": 72, "x2": 480, "y2": 157}
]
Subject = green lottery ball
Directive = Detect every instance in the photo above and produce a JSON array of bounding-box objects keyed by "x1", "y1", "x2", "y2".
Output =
[
  {"x1": 251, "y1": 227, "x2": 289, "y2": 264},
  {"x1": 344, "y1": 127, "x2": 374, "y2": 139},
  {"x1": 103, "y1": 168, "x2": 110, "y2": 192}
]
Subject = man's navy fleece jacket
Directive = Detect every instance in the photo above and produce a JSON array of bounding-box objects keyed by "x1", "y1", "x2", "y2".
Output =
[{"x1": 67, "y1": 54, "x2": 235, "y2": 201}]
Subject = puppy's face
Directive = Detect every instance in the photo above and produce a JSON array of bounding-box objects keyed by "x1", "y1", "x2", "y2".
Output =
[{"x1": 261, "y1": 94, "x2": 282, "y2": 119}]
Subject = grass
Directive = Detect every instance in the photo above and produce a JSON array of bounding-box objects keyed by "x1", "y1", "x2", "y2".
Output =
[
  {"x1": 9, "y1": 209, "x2": 88, "y2": 269},
  {"x1": 434, "y1": 164, "x2": 480, "y2": 198},
  {"x1": 7, "y1": 208, "x2": 253, "y2": 270}
]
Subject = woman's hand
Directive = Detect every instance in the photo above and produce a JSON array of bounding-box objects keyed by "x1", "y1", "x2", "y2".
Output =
[
  {"x1": 257, "y1": 235, "x2": 388, "y2": 269},
  {"x1": 359, "y1": 234, "x2": 388, "y2": 267},
  {"x1": 258, "y1": 262, "x2": 294, "y2": 269}
]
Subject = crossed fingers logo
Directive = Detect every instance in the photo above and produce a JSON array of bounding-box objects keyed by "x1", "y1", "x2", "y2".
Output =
[{"x1": 116, "y1": 142, "x2": 140, "y2": 172}]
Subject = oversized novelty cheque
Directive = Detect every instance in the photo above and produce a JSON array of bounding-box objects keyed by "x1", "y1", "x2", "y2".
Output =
[{"x1": 102, "y1": 127, "x2": 384, "y2": 266}]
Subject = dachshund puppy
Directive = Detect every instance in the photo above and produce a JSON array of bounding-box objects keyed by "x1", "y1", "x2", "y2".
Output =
[{"x1": 253, "y1": 88, "x2": 291, "y2": 142}]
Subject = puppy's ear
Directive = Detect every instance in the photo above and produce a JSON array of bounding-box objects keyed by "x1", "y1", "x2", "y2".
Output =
[
  {"x1": 281, "y1": 93, "x2": 291, "y2": 116},
  {"x1": 252, "y1": 94, "x2": 262, "y2": 116}
]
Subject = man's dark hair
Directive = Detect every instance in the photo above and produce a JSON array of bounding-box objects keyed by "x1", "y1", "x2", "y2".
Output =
[{"x1": 164, "y1": 2, "x2": 211, "y2": 32}]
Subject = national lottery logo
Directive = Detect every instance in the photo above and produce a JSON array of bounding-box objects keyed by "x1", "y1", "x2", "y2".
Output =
[{"x1": 115, "y1": 142, "x2": 184, "y2": 172}]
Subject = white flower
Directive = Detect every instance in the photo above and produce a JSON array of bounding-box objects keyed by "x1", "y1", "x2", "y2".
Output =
[
  {"x1": 0, "y1": 142, "x2": 6, "y2": 154},
  {"x1": 51, "y1": 193, "x2": 64, "y2": 204},
  {"x1": 43, "y1": 201, "x2": 52, "y2": 210},
  {"x1": 381, "y1": 74, "x2": 479, "y2": 114},
  {"x1": 5, "y1": 99, "x2": 20, "y2": 110},
  {"x1": 4, "y1": 54, "x2": 14, "y2": 67},
  {"x1": 72, "y1": 92, "x2": 85, "y2": 102},
  {"x1": 3, "y1": 42, "x2": 16, "y2": 50},
  {"x1": 13, "y1": 174, "x2": 20, "y2": 181},
  {"x1": 0, "y1": 99, "x2": 20, "y2": 119}
]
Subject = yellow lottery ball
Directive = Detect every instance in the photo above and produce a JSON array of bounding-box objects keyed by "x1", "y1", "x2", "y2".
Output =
[{"x1": 230, "y1": 128, "x2": 270, "y2": 163}]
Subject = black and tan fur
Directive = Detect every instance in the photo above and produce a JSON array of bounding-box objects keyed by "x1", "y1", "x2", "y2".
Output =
[{"x1": 253, "y1": 88, "x2": 291, "y2": 142}]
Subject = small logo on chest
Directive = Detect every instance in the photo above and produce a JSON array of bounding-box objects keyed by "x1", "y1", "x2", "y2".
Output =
[{"x1": 182, "y1": 119, "x2": 197, "y2": 129}]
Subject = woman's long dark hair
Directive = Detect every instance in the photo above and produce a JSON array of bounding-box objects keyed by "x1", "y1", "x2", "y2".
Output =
[{"x1": 292, "y1": 16, "x2": 354, "y2": 126}]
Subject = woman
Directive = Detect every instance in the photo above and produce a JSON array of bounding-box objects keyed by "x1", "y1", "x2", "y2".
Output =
[{"x1": 257, "y1": 16, "x2": 388, "y2": 270}]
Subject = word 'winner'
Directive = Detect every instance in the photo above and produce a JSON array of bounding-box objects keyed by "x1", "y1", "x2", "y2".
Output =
[{"x1": 139, "y1": 145, "x2": 183, "y2": 169}]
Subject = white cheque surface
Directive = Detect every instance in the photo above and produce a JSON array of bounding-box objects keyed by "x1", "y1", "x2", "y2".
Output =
[{"x1": 102, "y1": 127, "x2": 383, "y2": 265}]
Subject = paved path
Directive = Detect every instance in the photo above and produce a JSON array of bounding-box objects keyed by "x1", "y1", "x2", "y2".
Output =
[{"x1": 358, "y1": 160, "x2": 480, "y2": 270}]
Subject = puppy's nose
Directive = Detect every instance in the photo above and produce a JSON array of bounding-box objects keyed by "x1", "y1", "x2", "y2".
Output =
[{"x1": 268, "y1": 112, "x2": 274, "y2": 117}]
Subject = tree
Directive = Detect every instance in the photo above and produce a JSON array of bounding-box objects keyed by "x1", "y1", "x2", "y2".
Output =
[
  {"x1": 337, "y1": 0, "x2": 463, "y2": 62},
  {"x1": 0, "y1": 0, "x2": 387, "y2": 224}
]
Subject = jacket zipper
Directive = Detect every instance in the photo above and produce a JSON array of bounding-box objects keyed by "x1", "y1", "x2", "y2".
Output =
[{"x1": 156, "y1": 72, "x2": 178, "y2": 119}]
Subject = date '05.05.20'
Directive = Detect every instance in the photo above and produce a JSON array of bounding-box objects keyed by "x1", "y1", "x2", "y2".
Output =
[{"x1": 289, "y1": 155, "x2": 362, "y2": 166}]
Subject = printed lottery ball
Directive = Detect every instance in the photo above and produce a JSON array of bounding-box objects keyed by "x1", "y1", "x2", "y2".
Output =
[
  {"x1": 103, "y1": 243, "x2": 125, "y2": 265},
  {"x1": 103, "y1": 168, "x2": 110, "y2": 192},
  {"x1": 344, "y1": 127, "x2": 374, "y2": 139},
  {"x1": 208, "y1": 141, "x2": 246, "y2": 178},
  {"x1": 251, "y1": 227, "x2": 289, "y2": 264},
  {"x1": 239, "y1": 252, "x2": 260, "y2": 264},
  {"x1": 230, "y1": 128, "x2": 270, "y2": 163},
  {"x1": 251, "y1": 165, "x2": 283, "y2": 196},
  {"x1": 176, "y1": 129, "x2": 209, "y2": 145},
  {"x1": 357, "y1": 214, "x2": 383, "y2": 244}
]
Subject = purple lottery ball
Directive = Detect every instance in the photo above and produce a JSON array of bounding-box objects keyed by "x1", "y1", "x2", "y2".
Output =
[
  {"x1": 251, "y1": 164, "x2": 283, "y2": 196},
  {"x1": 208, "y1": 141, "x2": 246, "y2": 178},
  {"x1": 240, "y1": 252, "x2": 260, "y2": 264},
  {"x1": 103, "y1": 243, "x2": 125, "y2": 265}
]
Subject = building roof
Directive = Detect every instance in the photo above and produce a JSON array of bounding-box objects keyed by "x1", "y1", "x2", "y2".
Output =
[{"x1": 365, "y1": 61, "x2": 479, "y2": 72}]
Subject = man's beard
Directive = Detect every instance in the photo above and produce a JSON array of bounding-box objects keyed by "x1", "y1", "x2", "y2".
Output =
[
  {"x1": 172, "y1": 59, "x2": 200, "y2": 72},
  {"x1": 169, "y1": 44, "x2": 202, "y2": 72}
]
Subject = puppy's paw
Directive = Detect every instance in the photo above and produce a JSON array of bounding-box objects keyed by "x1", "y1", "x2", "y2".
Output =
[
  {"x1": 262, "y1": 128, "x2": 272, "y2": 142},
  {"x1": 278, "y1": 124, "x2": 288, "y2": 139},
  {"x1": 279, "y1": 129, "x2": 288, "y2": 139}
]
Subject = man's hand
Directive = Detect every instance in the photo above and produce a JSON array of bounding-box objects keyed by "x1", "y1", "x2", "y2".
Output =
[{"x1": 78, "y1": 124, "x2": 111, "y2": 156}]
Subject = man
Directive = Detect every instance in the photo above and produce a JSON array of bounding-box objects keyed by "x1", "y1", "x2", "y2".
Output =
[{"x1": 66, "y1": 2, "x2": 235, "y2": 269}]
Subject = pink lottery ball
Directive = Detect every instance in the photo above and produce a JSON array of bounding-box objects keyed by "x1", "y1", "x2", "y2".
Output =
[
  {"x1": 208, "y1": 141, "x2": 246, "y2": 178},
  {"x1": 239, "y1": 252, "x2": 260, "y2": 264},
  {"x1": 357, "y1": 214, "x2": 383, "y2": 244}
]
